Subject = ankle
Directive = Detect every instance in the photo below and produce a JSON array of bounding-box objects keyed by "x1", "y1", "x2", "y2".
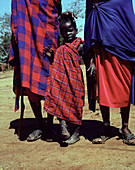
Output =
[
  {"x1": 121, "y1": 123, "x2": 132, "y2": 135},
  {"x1": 103, "y1": 122, "x2": 111, "y2": 136},
  {"x1": 103, "y1": 121, "x2": 110, "y2": 127},
  {"x1": 60, "y1": 119, "x2": 66, "y2": 126},
  {"x1": 122, "y1": 122, "x2": 128, "y2": 130}
]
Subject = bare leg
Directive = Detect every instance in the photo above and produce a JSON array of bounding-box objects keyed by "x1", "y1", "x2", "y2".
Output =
[
  {"x1": 47, "y1": 113, "x2": 53, "y2": 127},
  {"x1": 120, "y1": 105, "x2": 135, "y2": 145},
  {"x1": 121, "y1": 105, "x2": 130, "y2": 133},
  {"x1": 29, "y1": 100, "x2": 44, "y2": 130},
  {"x1": 43, "y1": 113, "x2": 55, "y2": 141},
  {"x1": 100, "y1": 105, "x2": 111, "y2": 135},
  {"x1": 100, "y1": 105, "x2": 110, "y2": 123},
  {"x1": 27, "y1": 100, "x2": 43, "y2": 141},
  {"x1": 92, "y1": 105, "x2": 111, "y2": 144}
]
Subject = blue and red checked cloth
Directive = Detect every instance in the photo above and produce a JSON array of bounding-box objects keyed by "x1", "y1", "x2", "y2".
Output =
[
  {"x1": 9, "y1": 0, "x2": 59, "y2": 111},
  {"x1": 44, "y1": 37, "x2": 85, "y2": 125}
]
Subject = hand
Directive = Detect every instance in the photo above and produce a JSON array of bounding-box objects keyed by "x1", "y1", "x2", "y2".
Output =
[
  {"x1": 87, "y1": 63, "x2": 96, "y2": 76},
  {"x1": 43, "y1": 45, "x2": 54, "y2": 58}
]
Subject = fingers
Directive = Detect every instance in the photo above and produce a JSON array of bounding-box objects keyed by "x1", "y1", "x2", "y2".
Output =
[
  {"x1": 43, "y1": 45, "x2": 54, "y2": 58},
  {"x1": 90, "y1": 69, "x2": 93, "y2": 76},
  {"x1": 87, "y1": 67, "x2": 92, "y2": 76},
  {"x1": 87, "y1": 67, "x2": 92, "y2": 75},
  {"x1": 43, "y1": 46, "x2": 53, "y2": 53},
  {"x1": 87, "y1": 67, "x2": 90, "y2": 72},
  {"x1": 44, "y1": 45, "x2": 50, "y2": 52},
  {"x1": 87, "y1": 65, "x2": 96, "y2": 77}
]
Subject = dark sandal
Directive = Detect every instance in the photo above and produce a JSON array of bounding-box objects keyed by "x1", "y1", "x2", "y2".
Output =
[
  {"x1": 122, "y1": 133, "x2": 135, "y2": 145},
  {"x1": 92, "y1": 125, "x2": 112, "y2": 144},
  {"x1": 27, "y1": 130, "x2": 42, "y2": 142},
  {"x1": 92, "y1": 135, "x2": 109, "y2": 144}
]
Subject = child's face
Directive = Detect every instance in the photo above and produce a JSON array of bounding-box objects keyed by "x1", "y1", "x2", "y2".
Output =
[{"x1": 60, "y1": 21, "x2": 77, "y2": 43}]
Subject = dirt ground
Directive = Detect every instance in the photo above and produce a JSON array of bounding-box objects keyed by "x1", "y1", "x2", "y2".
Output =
[{"x1": 0, "y1": 66, "x2": 135, "y2": 170}]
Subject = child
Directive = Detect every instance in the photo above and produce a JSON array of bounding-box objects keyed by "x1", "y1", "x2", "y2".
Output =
[{"x1": 44, "y1": 11, "x2": 87, "y2": 144}]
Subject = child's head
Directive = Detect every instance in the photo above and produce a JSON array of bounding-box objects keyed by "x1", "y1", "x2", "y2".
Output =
[{"x1": 58, "y1": 11, "x2": 78, "y2": 43}]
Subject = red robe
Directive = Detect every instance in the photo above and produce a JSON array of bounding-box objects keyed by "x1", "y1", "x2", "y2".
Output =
[
  {"x1": 95, "y1": 45, "x2": 132, "y2": 108},
  {"x1": 44, "y1": 38, "x2": 85, "y2": 125}
]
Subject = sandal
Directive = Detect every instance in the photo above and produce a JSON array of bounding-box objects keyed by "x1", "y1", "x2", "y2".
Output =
[
  {"x1": 92, "y1": 124, "x2": 112, "y2": 144},
  {"x1": 92, "y1": 135, "x2": 109, "y2": 144},
  {"x1": 61, "y1": 124, "x2": 70, "y2": 139},
  {"x1": 122, "y1": 132, "x2": 135, "y2": 145},
  {"x1": 64, "y1": 135, "x2": 80, "y2": 145},
  {"x1": 27, "y1": 130, "x2": 42, "y2": 142}
]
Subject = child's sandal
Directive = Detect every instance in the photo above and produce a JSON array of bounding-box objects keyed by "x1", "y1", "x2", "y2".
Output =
[{"x1": 61, "y1": 124, "x2": 70, "y2": 139}]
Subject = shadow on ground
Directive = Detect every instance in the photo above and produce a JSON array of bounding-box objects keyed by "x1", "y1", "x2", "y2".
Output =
[{"x1": 9, "y1": 118, "x2": 122, "y2": 146}]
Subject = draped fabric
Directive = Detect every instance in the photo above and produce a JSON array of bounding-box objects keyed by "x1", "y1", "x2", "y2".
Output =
[
  {"x1": 44, "y1": 38, "x2": 85, "y2": 125},
  {"x1": 95, "y1": 45, "x2": 132, "y2": 108},
  {"x1": 85, "y1": 0, "x2": 135, "y2": 105},
  {"x1": 9, "y1": 0, "x2": 59, "y2": 111}
]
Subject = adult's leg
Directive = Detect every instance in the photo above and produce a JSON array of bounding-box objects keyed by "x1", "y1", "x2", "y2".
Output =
[
  {"x1": 25, "y1": 88, "x2": 45, "y2": 130},
  {"x1": 47, "y1": 113, "x2": 54, "y2": 127},
  {"x1": 121, "y1": 105, "x2": 135, "y2": 145},
  {"x1": 29, "y1": 100, "x2": 44, "y2": 130},
  {"x1": 100, "y1": 105, "x2": 110, "y2": 123},
  {"x1": 121, "y1": 105, "x2": 130, "y2": 133},
  {"x1": 92, "y1": 105, "x2": 111, "y2": 144},
  {"x1": 44, "y1": 113, "x2": 55, "y2": 141},
  {"x1": 26, "y1": 100, "x2": 43, "y2": 141},
  {"x1": 26, "y1": 90, "x2": 44, "y2": 141}
]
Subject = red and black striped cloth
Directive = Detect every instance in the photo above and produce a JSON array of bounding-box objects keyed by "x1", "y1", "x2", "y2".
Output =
[
  {"x1": 44, "y1": 38, "x2": 85, "y2": 125},
  {"x1": 9, "y1": 0, "x2": 59, "y2": 111}
]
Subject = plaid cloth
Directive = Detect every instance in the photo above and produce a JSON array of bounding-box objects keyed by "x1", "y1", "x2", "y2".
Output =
[
  {"x1": 9, "y1": 0, "x2": 59, "y2": 111},
  {"x1": 44, "y1": 37, "x2": 85, "y2": 125}
]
